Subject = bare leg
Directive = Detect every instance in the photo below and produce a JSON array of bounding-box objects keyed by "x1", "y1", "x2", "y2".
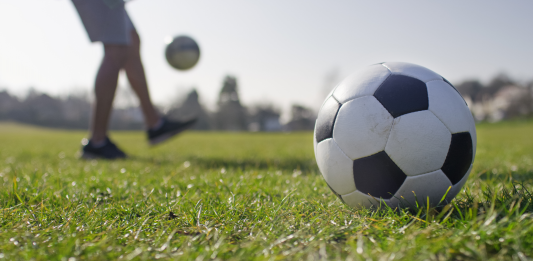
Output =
[
  {"x1": 90, "y1": 30, "x2": 160, "y2": 143},
  {"x1": 124, "y1": 30, "x2": 160, "y2": 129},
  {"x1": 90, "y1": 45, "x2": 129, "y2": 143}
]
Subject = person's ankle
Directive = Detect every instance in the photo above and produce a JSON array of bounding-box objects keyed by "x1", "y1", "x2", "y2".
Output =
[
  {"x1": 149, "y1": 118, "x2": 164, "y2": 131},
  {"x1": 90, "y1": 138, "x2": 107, "y2": 148}
]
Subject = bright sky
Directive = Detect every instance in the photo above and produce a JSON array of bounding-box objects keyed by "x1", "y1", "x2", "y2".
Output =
[{"x1": 0, "y1": 0, "x2": 532, "y2": 119}]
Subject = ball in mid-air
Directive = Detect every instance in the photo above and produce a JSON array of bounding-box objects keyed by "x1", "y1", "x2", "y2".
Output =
[
  {"x1": 314, "y1": 62, "x2": 476, "y2": 209},
  {"x1": 165, "y1": 35, "x2": 200, "y2": 70}
]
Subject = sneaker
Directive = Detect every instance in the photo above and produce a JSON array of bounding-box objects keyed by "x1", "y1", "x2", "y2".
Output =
[
  {"x1": 81, "y1": 137, "x2": 127, "y2": 160},
  {"x1": 148, "y1": 117, "x2": 197, "y2": 145}
]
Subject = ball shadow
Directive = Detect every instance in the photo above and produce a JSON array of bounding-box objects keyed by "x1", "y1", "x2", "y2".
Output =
[{"x1": 128, "y1": 155, "x2": 318, "y2": 173}]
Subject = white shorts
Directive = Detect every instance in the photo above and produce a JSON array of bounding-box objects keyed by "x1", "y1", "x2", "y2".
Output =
[{"x1": 72, "y1": 0, "x2": 134, "y2": 45}]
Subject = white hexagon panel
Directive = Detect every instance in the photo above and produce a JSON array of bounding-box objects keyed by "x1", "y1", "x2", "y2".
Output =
[
  {"x1": 341, "y1": 190, "x2": 388, "y2": 209},
  {"x1": 385, "y1": 110, "x2": 451, "y2": 176},
  {"x1": 333, "y1": 96, "x2": 393, "y2": 160},
  {"x1": 332, "y1": 64, "x2": 391, "y2": 103},
  {"x1": 313, "y1": 127, "x2": 318, "y2": 160},
  {"x1": 315, "y1": 139, "x2": 356, "y2": 195},
  {"x1": 427, "y1": 80, "x2": 474, "y2": 134},
  {"x1": 389, "y1": 170, "x2": 452, "y2": 208}
]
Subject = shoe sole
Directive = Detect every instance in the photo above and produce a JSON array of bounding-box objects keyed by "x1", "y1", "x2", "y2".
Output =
[
  {"x1": 80, "y1": 151, "x2": 127, "y2": 160},
  {"x1": 149, "y1": 121, "x2": 196, "y2": 146},
  {"x1": 81, "y1": 151, "x2": 99, "y2": 160}
]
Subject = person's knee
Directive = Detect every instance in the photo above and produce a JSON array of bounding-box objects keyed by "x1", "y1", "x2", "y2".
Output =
[
  {"x1": 103, "y1": 45, "x2": 129, "y2": 68},
  {"x1": 127, "y1": 30, "x2": 141, "y2": 57}
]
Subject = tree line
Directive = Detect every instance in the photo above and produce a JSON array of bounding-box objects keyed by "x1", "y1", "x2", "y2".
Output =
[
  {"x1": 0, "y1": 74, "x2": 531, "y2": 131},
  {"x1": 0, "y1": 75, "x2": 316, "y2": 131},
  {"x1": 454, "y1": 74, "x2": 533, "y2": 121}
]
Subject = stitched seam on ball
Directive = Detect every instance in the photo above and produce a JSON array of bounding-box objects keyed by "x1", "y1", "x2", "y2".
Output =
[
  {"x1": 425, "y1": 79, "x2": 445, "y2": 84},
  {"x1": 339, "y1": 69, "x2": 393, "y2": 104},
  {"x1": 329, "y1": 99, "x2": 342, "y2": 142},
  {"x1": 427, "y1": 78, "x2": 468, "y2": 106},
  {"x1": 326, "y1": 139, "x2": 357, "y2": 195},
  {"x1": 340, "y1": 190, "x2": 372, "y2": 200},
  {"x1": 372, "y1": 73, "x2": 392, "y2": 104},
  {"x1": 331, "y1": 95, "x2": 341, "y2": 104},
  {"x1": 381, "y1": 63, "x2": 392, "y2": 73},
  {"x1": 429, "y1": 78, "x2": 468, "y2": 106},
  {"x1": 406, "y1": 168, "x2": 447, "y2": 178},
  {"x1": 388, "y1": 73, "x2": 441, "y2": 83},
  {"x1": 331, "y1": 138, "x2": 353, "y2": 164},
  {"x1": 340, "y1": 94, "x2": 374, "y2": 106},
  {"x1": 338, "y1": 189, "x2": 358, "y2": 197},
  {"x1": 364, "y1": 193, "x2": 387, "y2": 206},
  {"x1": 328, "y1": 84, "x2": 341, "y2": 106},
  {"x1": 383, "y1": 141, "x2": 411, "y2": 176},
  {"x1": 428, "y1": 110, "x2": 456, "y2": 136},
  {"x1": 383, "y1": 118, "x2": 397, "y2": 160}
]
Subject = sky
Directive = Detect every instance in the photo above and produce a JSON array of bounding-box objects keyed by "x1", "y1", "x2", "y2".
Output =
[{"x1": 0, "y1": 0, "x2": 532, "y2": 120}]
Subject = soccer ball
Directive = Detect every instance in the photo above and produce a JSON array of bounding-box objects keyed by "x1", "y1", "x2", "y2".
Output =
[
  {"x1": 165, "y1": 35, "x2": 200, "y2": 70},
  {"x1": 314, "y1": 62, "x2": 476, "y2": 209}
]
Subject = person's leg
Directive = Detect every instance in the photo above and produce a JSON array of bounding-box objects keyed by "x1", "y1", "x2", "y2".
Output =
[
  {"x1": 90, "y1": 45, "x2": 129, "y2": 144},
  {"x1": 123, "y1": 29, "x2": 160, "y2": 129}
]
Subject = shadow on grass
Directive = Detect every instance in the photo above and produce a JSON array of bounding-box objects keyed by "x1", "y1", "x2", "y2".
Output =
[
  {"x1": 188, "y1": 156, "x2": 318, "y2": 172},
  {"x1": 349, "y1": 180, "x2": 533, "y2": 223},
  {"x1": 129, "y1": 156, "x2": 319, "y2": 173}
]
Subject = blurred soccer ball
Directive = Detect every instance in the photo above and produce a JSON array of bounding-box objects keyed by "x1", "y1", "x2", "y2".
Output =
[
  {"x1": 165, "y1": 35, "x2": 200, "y2": 70},
  {"x1": 314, "y1": 62, "x2": 476, "y2": 209}
]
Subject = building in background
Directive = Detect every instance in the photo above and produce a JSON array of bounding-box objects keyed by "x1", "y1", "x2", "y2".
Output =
[
  {"x1": 0, "y1": 91, "x2": 20, "y2": 120},
  {"x1": 248, "y1": 105, "x2": 282, "y2": 132},
  {"x1": 167, "y1": 89, "x2": 212, "y2": 130},
  {"x1": 284, "y1": 104, "x2": 316, "y2": 131}
]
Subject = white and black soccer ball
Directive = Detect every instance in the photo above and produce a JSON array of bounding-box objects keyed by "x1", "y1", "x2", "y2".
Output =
[
  {"x1": 314, "y1": 62, "x2": 476, "y2": 209},
  {"x1": 165, "y1": 35, "x2": 200, "y2": 70}
]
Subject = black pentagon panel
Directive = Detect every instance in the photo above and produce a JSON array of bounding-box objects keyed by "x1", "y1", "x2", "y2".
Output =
[
  {"x1": 442, "y1": 77, "x2": 467, "y2": 105},
  {"x1": 353, "y1": 151, "x2": 407, "y2": 199},
  {"x1": 315, "y1": 96, "x2": 341, "y2": 143},
  {"x1": 441, "y1": 132, "x2": 473, "y2": 185},
  {"x1": 374, "y1": 75, "x2": 429, "y2": 118},
  {"x1": 326, "y1": 183, "x2": 345, "y2": 203}
]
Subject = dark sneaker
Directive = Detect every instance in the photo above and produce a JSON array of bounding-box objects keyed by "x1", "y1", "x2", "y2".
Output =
[
  {"x1": 148, "y1": 117, "x2": 197, "y2": 145},
  {"x1": 81, "y1": 137, "x2": 127, "y2": 160}
]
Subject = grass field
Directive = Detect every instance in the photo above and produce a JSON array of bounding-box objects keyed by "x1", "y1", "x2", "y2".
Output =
[{"x1": 1, "y1": 121, "x2": 533, "y2": 260}]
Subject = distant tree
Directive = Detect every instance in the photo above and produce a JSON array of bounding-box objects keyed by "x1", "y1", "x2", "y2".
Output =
[
  {"x1": 528, "y1": 81, "x2": 533, "y2": 115},
  {"x1": 456, "y1": 73, "x2": 533, "y2": 121},
  {"x1": 485, "y1": 73, "x2": 515, "y2": 97},
  {"x1": 455, "y1": 74, "x2": 515, "y2": 103},
  {"x1": 455, "y1": 80, "x2": 484, "y2": 102},
  {"x1": 215, "y1": 76, "x2": 247, "y2": 131},
  {"x1": 503, "y1": 88, "x2": 531, "y2": 118}
]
